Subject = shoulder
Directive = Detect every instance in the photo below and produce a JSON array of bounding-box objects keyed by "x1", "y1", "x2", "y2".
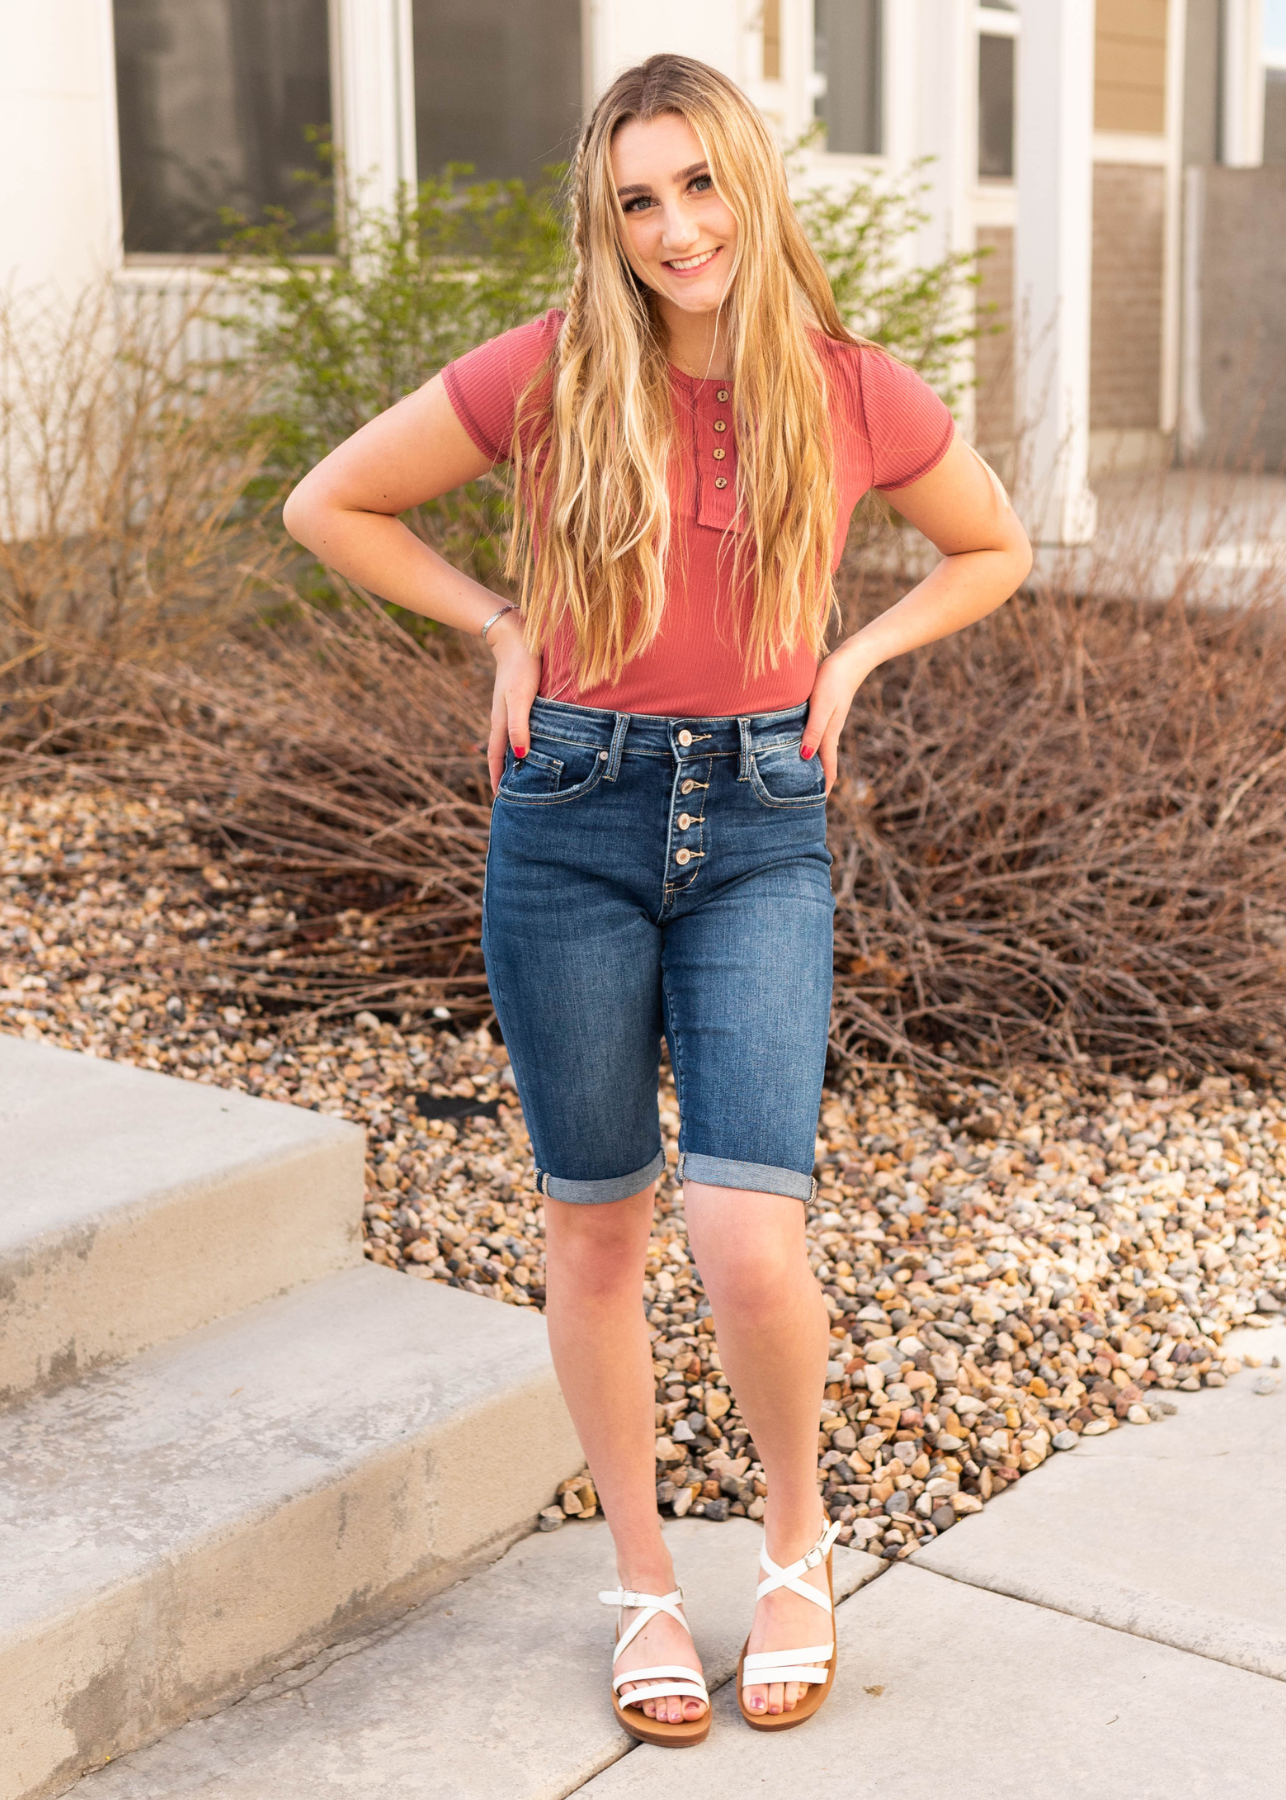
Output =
[
  {"x1": 813, "y1": 335, "x2": 955, "y2": 490},
  {"x1": 441, "y1": 309, "x2": 564, "y2": 461}
]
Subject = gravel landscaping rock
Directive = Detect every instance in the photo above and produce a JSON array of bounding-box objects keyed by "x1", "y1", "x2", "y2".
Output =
[{"x1": 4, "y1": 779, "x2": 1286, "y2": 1567}]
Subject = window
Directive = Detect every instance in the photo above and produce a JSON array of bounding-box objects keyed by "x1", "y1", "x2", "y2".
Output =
[
  {"x1": 113, "y1": 0, "x2": 331, "y2": 255},
  {"x1": 412, "y1": 0, "x2": 582, "y2": 188},
  {"x1": 978, "y1": 33, "x2": 1015, "y2": 180},
  {"x1": 813, "y1": 0, "x2": 882, "y2": 156}
]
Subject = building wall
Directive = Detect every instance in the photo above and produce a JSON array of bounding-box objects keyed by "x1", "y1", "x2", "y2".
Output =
[
  {"x1": 1095, "y1": 0, "x2": 1168, "y2": 133},
  {"x1": 0, "y1": 2, "x2": 121, "y2": 294},
  {"x1": 973, "y1": 223, "x2": 1014, "y2": 458},
  {"x1": 1197, "y1": 164, "x2": 1286, "y2": 464},
  {"x1": 1090, "y1": 162, "x2": 1166, "y2": 430}
]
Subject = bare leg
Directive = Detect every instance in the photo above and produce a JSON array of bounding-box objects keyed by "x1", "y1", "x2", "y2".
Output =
[
  {"x1": 683, "y1": 1181, "x2": 830, "y2": 1718},
  {"x1": 543, "y1": 1186, "x2": 707, "y2": 1725}
]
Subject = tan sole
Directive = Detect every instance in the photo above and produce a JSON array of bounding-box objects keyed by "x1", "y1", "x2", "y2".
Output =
[
  {"x1": 612, "y1": 1691, "x2": 711, "y2": 1747},
  {"x1": 736, "y1": 1548, "x2": 837, "y2": 1732}
]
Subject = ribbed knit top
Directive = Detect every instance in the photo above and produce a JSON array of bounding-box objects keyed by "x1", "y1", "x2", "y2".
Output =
[{"x1": 442, "y1": 309, "x2": 953, "y2": 717}]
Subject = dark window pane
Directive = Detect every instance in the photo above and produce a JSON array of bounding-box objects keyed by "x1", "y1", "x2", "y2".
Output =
[
  {"x1": 412, "y1": 0, "x2": 582, "y2": 187},
  {"x1": 978, "y1": 33, "x2": 1015, "y2": 180},
  {"x1": 814, "y1": 0, "x2": 882, "y2": 156},
  {"x1": 114, "y1": 0, "x2": 331, "y2": 254}
]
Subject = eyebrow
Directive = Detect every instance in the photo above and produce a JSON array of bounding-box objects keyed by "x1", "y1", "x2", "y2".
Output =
[{"x1": 615, "y1": 160, "x2": 710, "y2": 200}]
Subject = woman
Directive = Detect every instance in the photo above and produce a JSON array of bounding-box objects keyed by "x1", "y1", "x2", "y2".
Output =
[{"x1": 284, "y1": 53, "x2": 1031, "y2": 1747}]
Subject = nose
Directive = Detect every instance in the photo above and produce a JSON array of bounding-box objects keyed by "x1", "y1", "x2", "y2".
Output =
[{"x1": 658, "y1": 199, "x2": 700, "y2": 256}]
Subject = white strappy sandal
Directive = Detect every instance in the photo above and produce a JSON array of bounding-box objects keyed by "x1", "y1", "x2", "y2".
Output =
[
  {"x1": 597, "y1": 1584, "x2": 711, "y2": 1748},
  {"x1": 737, "y1": 1518, "x2": 843, "y2": 1731}
]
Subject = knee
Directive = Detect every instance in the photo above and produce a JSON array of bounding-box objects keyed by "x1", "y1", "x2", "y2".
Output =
[
  {"x1": 545, "y1": 1207, "x2": 646, "y2": 1303},
  {"x1": 698, "y1": 1241, "x2": 796, "y2": 1317}
]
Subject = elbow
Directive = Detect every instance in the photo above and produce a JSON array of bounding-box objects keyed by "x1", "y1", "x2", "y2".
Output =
[{"x1": 281, "y1": 481, "x2": 314, "y2": 549}]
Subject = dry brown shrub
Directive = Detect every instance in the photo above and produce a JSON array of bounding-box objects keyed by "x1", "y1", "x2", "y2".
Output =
[
  {"x1": 0, "y1": 280, "x2": 286, "y2": 736},
  {"x1": 830, "y1": 574, "x2": 1286, "y2": 1076}
]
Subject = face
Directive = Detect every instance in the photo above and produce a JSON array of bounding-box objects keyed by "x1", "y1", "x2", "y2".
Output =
[{"x1": 609, "y1": 112, "x2": 738, "y2": 318}]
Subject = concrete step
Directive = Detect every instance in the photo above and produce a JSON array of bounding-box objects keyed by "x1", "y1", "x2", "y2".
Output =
[
  {"x1": 0, "y1": 1036, "x2": 366, "y2": 1405},
  {"x1": 65, "y1": 1518, "x2": 882, "y2": 1800},
  {"x1": 2, "y1": 1263, "x2": 583, "y2": 1800}
]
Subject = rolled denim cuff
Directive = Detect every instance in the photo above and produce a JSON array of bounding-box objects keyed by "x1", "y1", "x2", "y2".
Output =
[
  {"x1": 534, "y1": 1149, "x2": 666, "y2": 1205},
  {"x1": 677, "y1": 1152, "x2": 817, "y2": 1203}
]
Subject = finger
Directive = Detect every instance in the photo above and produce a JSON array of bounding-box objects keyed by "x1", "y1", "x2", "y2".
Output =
[
  {"x1": 487, "y1": 702, "x2": 509, "y2": 796},
  {"x1": 820, "y1": 723, "x2": 843, "y2": 795},
  {"x1": 801, "y1": 696, "x2": 831, "y2": 762},
  {"x1": 507, "y1": 687, "x2": 532, "y2": 762}
]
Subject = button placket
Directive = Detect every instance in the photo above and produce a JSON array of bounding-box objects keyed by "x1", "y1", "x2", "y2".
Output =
[{"x1": 666, "y1": 743, "x2": 709, "y2": 893}]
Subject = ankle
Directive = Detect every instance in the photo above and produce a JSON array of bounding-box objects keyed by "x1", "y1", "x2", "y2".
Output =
[
  {"x1": 615, "y1": 1561, "x2": 678, "y2": 1598},
  {"x1": 762, "y1": 1501, "x2": 827, "y2": 1563}
]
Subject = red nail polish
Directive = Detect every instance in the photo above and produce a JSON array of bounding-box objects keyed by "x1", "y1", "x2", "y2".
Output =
[
  {"x1": 800, "y1": 745, "x2": 813, "y2": 759},
  {"x1": 514, "y1": 746, "x2": 527, "y2": 758}
]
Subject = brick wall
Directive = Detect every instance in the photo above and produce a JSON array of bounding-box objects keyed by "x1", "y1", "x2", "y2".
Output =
[
  {"x1": 974, "y1": 224, "x2": 1014, "y2": 453},
  {"x1": 1095, "y1": 0, "x2": 1168, "y2": 134},
  {"x1": 1090, "y1": 163, "x2": 1165, "y2": 431}
]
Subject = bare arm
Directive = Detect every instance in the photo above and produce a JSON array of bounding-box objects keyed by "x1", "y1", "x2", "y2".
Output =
[
  {"x1": 281, "y1": 376, "x2": 540, "y2": 790},
  {"x1": 803, "y1": 434, "x2": 1033, "y2": 789}
]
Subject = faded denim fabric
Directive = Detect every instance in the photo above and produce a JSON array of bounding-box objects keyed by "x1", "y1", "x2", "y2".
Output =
[{"x1": 482, "y1": 697, "x2": 834, "y2": 1204}]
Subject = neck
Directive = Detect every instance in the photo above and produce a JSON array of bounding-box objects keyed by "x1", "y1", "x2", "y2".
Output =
[{"x1": 659, "y1": 302, "x2": 731, "y2": 380}]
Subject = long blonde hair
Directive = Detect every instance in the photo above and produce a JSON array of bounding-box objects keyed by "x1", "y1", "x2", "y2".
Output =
[{"x1": 508, "y1": 54, "x2": 856, "y2": 687}]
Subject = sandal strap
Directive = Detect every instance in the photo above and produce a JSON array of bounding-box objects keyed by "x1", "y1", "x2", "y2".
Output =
[
  {"x1": 617, "y1": 1681, "x2": 708, "y2": 1709},
  {"x1": 597, "y1": 1586, "x2": 689, "y2": 1662},
  {"x1": 612, "y1": 1663, "x2": 709, "y2": 1699},
  {"x1": 741, "y1": 1659, "x2": 831, "y2": 1688},
  {"x1": 742, "y1": 1641, "x2": 834, "y2": 1686},
  {"x1": 755, "y1": 1519, "x2": 842, "y2": 1609}
]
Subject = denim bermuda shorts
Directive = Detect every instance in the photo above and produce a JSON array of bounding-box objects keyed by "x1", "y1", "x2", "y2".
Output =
[{"x1": 482, "y1": 696, "x2": 834, "y2": 1205}]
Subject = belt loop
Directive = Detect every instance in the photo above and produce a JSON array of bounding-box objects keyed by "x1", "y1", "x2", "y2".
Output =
[
  {"x1": 737, "y1": 716, "x2": 753, "y2": 781},
  {"x1": 605, "y1": 712, "x2": 630, "y2": 781}
]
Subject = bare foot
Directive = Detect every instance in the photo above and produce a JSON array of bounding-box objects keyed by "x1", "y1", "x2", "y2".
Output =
[
  {"x1": 742, "y1": 1518, "x2": 832, "y2": 1718},
  {"x1": 612, "y1": 1586, "x2": 708, "y2": 1725}
]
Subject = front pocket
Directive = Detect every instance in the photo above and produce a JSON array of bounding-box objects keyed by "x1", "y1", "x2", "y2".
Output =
[
  {"x1": 748, "y1": 741, "x2": 827, "y2": 808},
  {"x1": 495, "y1": 740, "x2": 608, "y2": 806},
  {"x1": 496, "y1": 747, "x2": 563, "y2": 797}
]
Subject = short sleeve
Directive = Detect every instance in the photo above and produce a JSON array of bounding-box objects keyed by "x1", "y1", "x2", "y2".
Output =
[
  {"x1": 855, "y1": 347, "x2": 955, "y2": 490},
  {"x1": 440, "y1": 308, "x2": 563, "y2": 464}
]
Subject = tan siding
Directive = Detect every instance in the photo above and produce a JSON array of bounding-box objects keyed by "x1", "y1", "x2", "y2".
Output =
[
  {"x1": 1090, "y1": 164, "x2": 1165, "y2": 430},
  {"x1": 762, "y1": 0, "x2": 781, "y2": 80},
  {"x1": 1095, "y1": 0, "x2": 1168, "y2": 134},
  {"x1": 974, "y1": 225, "x2": 1014, "y2": 454}
]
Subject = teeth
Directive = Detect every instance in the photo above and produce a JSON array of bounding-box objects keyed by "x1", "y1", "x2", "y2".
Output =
[{"x1": 668, "y1": 249, "x2": 717, "y2": 271}]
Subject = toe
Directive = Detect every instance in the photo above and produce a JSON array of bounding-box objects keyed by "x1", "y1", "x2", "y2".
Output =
[
  {"x1": 784, "y1": 1680, "x2": 801, "y2": 1711},
  {"x1": 745, "y1": 1683, "x2": 767, "y2": 1714},
  {"x1": 767, "y1": 1681, "x2": 784, "y2": 1715},
  {"x1": 684, "y1": 1697, "x2": 705, "y2": 1721}
]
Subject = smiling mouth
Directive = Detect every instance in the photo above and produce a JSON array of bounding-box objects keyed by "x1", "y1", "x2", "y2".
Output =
[{"x1": 664, "y1": 247, "x2": 721, "y2": 273}]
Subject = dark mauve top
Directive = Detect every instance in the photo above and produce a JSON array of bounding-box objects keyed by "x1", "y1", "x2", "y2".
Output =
[{"x1": 442, "y1": 308, "x2": 953, "y2": 716}]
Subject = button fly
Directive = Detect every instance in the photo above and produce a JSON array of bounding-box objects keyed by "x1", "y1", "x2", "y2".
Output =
[
  {"x1": 681, "y1": 779, "x2": 695, "y2": 794},
  {"x1": 677, "y1": 729, "x2": 693, "y2": 747},
  {"x1": 678, "y1": 812, "x2": 692, "y2": 829},
  {"x1": 675, "y1": 848, "x2": 692, "y2": 865}
]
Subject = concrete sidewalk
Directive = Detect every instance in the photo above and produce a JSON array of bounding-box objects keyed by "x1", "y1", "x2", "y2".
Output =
[
  {"x1": 585, "y1": 1321, "x2": 1286, "y2": 1799},
  {"x1": 72, "y1": 1325, "x2": 1285, "y2": 1800}
]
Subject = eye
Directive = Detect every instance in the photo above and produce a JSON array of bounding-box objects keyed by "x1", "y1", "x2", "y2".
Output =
[
  {"x1": 690, "y1": 173, "x2": 714, "y2": 194},
  {"x1": 621, "y1": 193, "x2": 654, "y2": 214}
]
